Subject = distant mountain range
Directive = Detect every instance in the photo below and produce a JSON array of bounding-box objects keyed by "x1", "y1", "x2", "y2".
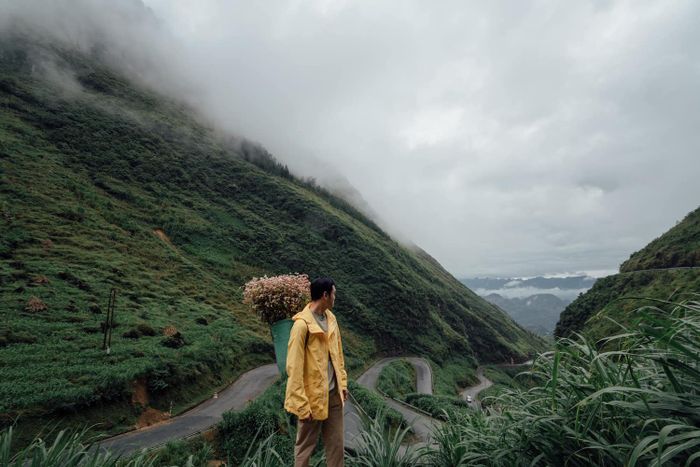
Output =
[
  {"x1": 462, "y1": 275, "x2": 597, "y2": 294},
  {"x1": 482, "y1": 293, "x2": 570, "y2": 336},
  {"x1": 461, "y1": 275, "x2": 598, "y2": 335}
]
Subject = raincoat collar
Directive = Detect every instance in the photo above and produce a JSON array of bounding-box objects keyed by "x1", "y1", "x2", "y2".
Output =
[{"x1": 294, "y1": 303, "x2": 338, "y2": 336}]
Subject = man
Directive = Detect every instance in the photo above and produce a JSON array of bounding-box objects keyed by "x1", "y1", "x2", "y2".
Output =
[{"x1": 284, "y1": 277, "x2": 349, "y2": 467}]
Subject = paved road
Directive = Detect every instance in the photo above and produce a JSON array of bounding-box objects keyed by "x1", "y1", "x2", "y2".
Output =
[
  {"x1": 343, "y1": 398, "x2": 364, "y2": 451},
  {"x1": 96, "y1": 364, "x2": 279, "y2": 456},
  {"x1": 93, "y1": 358, "x2": 424, "y2": 456},
  {"x1": 404, "y1": 357, "x2": 433, "y2": 395},
  {"x1": 95, "y1": 355, "x2": 483, "y2": 457},
  {"x1": 461, "y1": 360, "x2": 534, "y2": 408},
  {"x1": 357, "y1": 357, "x2": 439, "y2": 444},
  {"x1": 460, "y1": 367, "x2": 492, "y2": 406},
  {"x1": 357, "y1": 357, "x2": 432, "y2": 395}
]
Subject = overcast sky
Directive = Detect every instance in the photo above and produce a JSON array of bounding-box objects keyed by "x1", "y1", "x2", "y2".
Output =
[{"x1": 6, "y1": 1, "x2": 700, "y2": 278}]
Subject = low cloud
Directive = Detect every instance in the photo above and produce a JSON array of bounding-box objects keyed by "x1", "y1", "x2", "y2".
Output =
[
  {"x1": 479, "y1": 287, "x2": 591, "y2": 301},
  {"x1": 3, "y1": 0, "x2": 699, "y2": 277}
]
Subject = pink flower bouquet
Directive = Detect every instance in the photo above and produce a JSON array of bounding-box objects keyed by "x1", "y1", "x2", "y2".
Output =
[{"x1": 243, "y1": 273, "x2": 311, "y2": 325}]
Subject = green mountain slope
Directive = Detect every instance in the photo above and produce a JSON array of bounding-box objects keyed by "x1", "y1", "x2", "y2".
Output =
[
  {"x1": 0, "y1": 37, "x2": 542, "y2": 435},
  {"x1": 555, "y1": 206, "x2": 700, "y2": 339},
  {"x1": 620, "y1": 206, "x2": 700, "y2": 273}
]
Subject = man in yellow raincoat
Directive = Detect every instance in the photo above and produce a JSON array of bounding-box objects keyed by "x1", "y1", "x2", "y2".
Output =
[{"x1": 284, "y1": 277, "x2": 349, "y2": 467}]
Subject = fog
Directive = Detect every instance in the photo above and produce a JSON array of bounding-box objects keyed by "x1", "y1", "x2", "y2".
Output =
[
  {"x1": 3, "y1": 0, "x2": 699, "y2": 277},
  {"x1": 477, "y1": 287, "x2": 591, "y2": 301}
]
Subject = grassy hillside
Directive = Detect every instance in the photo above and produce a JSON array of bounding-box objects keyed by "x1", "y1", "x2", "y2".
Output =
[
  {"x1": 0, "y1": 36, "x2": 543, "y2": 438},
  {"x1": 620, "y1": 206, "x2": 700, "y2": 272},
  {"x1": 555, "y1": 206, "x2": 700, "y2": 339}
]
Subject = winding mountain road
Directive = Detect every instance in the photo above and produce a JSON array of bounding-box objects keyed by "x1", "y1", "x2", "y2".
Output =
[
  {"x1": 96, "y1": 364, "x2": 280, "y2": 456},
  {"x1": 460, "y1": 367, "x2": 493, "y2": 406},
  {"x1": 357, "y1": 357, "x2": 438, "y2": 444},
  {"x1": 461, "y1": 360, "x2": 535, "y2": 408},
  {"x1": 95, "y1": 355, "x2": 489, "y2": 457},
  {"x1": 94, "y1": 358, "x2": 427, "y2": 456}
]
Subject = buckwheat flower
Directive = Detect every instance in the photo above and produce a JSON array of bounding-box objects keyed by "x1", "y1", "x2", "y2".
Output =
[{"x1": 243, "y1": 274, "x2": 311, "y2": 325}]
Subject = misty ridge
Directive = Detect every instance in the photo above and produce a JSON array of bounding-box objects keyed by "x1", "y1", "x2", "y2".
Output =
[
  {"x1": 0, "y1": 0, "x2": 395, "y2": 231},
  {"x1": 482, "y1": 293, "x2": 570, "y2": 336},
  {"x1": 0, "y1": 0, "x2": 697, "y2": 277},
  {"x1": 5, "y1": 0, "x2": 698, "y2": 279},
  {"x1": 0, "y1": 0, "x2": 400, "y2": 243}
]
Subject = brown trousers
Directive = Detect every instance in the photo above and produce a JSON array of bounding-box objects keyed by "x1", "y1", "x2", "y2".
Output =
[{"x1": 294, "y1": 388, "x2": 344, "y2": 467}]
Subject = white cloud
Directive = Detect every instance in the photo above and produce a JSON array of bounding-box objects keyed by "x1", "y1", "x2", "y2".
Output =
[{"x1": 4, "y1": 0, "x2": 699, "y2": 277}]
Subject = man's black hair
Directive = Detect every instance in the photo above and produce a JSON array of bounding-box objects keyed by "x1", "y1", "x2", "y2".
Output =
[{"x1": 310, "y1": 277, "x2": 335, "y2": 301}]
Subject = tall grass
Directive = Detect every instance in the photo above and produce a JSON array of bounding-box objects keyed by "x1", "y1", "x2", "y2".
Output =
[
  {"x1": 0, "y1": 424, "x2": 287, "y2": 466},
  {"x1": 347, "y1": 409, "x2": 423, "y2": 467},
  {"x1": 0, "y1": 425, "x2": 159, "y2": 466},
  {"x1": 237, "y1": 431, "x2": 285, "y2": 467},
  {"x1": 428, "y1": 298, "x2": 700, "y2": 466}
]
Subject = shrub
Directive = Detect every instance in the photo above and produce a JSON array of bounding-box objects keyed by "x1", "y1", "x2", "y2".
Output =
[
  {"x1": 0, "y1": 330, "x2": 38, "y2": 346},
  {"x1": 24, "y1": 296, "x2": 47, "y2": 312},
  {"x1": 154, "y1": 438, "x2": 214, "y2": 467},
  {"x1": 122, "y1": 329, "x2": 141, "y2": 339},
  {"x1": 219, "y1": 381, "x2": 294, "y2": 465},
  {"x1": 136, "y1": 323, "x2": 157, "y2": 336},
  {"x1": 161, "y1": 333, "x2": 186, "y2": 349},
  {"x1": 31, "y1": 275, "x2": 49, "y2": 285}
]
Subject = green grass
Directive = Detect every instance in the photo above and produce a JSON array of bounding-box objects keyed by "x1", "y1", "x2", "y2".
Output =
[
  {"x1": 151, "y1": 437, "x2": 215, "y2": 467},
  {"x1": 556, "y1": 269, "x2": 700, "y2": 339},
  {"x1": 0, "y1": 418, "x2": 278, "y2": 466},
  {"x1": 620, "y1": 206, "x2": 700, "y2": 272},
  {"x1": 429, "y1": 356, "x2": 478, "y2": 396},
  {"x1": 401, "y1": 393, "x2": 470, "y2": 421},
  {"x1": 376, "y1": 360, "x2": 416, "y2": 399},
  {"x1": 346, "y1": 410, "x2": 422, "y2": 467},
  {"x1": 0, "y1": 425, "x2": 160, "y2": 466},
  {"x1": 348, "y1": 381, "x2": 405, "y2": 430},
  {"x1": 478, "y1": 365, "x2": 538, "y2": 405}
]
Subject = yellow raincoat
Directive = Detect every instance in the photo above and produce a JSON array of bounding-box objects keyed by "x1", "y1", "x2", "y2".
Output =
[{"x1": 284, "y1": 304, "x2": 348, "y2": 420}]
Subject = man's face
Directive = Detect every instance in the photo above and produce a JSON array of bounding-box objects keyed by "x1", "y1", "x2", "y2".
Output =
[{"x1": 325, "y1": 285, "x2": 336, "y2": 309}]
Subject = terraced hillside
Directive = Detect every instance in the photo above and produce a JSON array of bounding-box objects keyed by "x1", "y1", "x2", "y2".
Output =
[
  {"x1": 555, "y1": 206, "x2": 700, "y2": 339},
  {"x1": 0, "y1": 35, "x2": 543, "y2": 440}
]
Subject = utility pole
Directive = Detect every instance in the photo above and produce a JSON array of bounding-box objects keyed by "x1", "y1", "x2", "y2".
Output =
[{"x1": 102, "y1": 288, "x2": 117, "y2": 353}]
